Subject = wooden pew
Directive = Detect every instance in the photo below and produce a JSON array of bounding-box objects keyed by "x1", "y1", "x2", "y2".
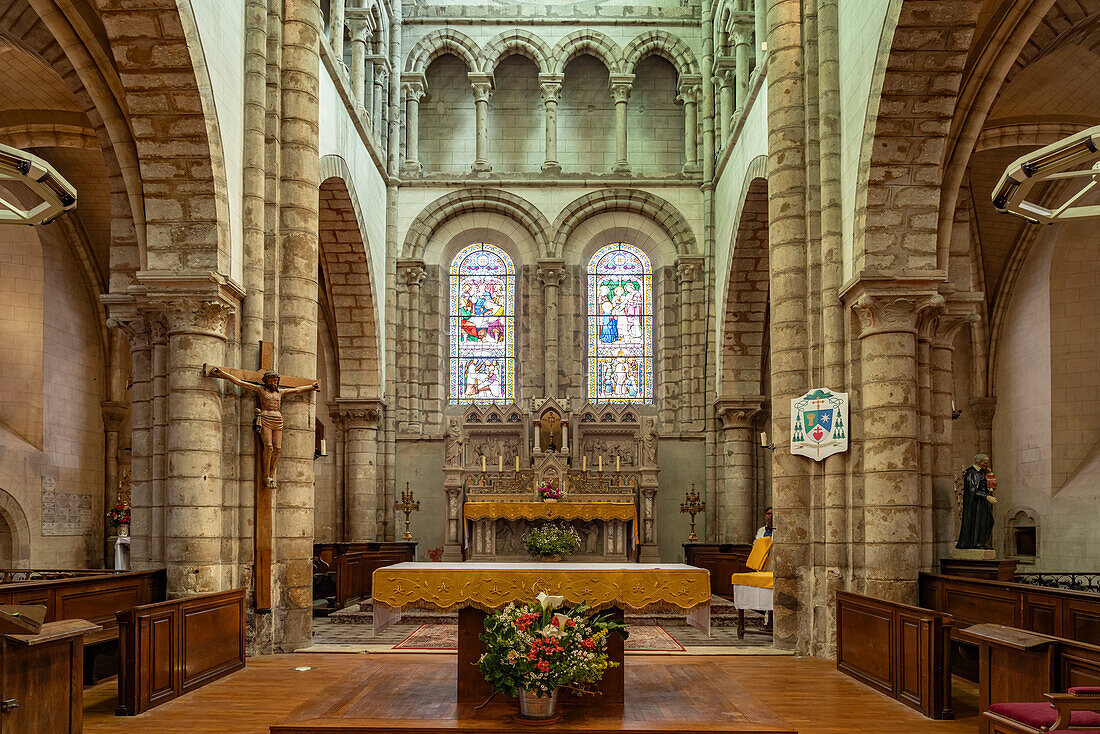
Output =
[
  {"x1": 955, "y1": 623, "x2": 1100, "y2": 734},
  {"x1": 314, "y1": 541, "x2": 417, "y2": 569},
  {"x1": 836, "y1": 591, "x2": 955, "y2": 719},
  {"x1": 682, "y1": 543, "x2": 752, "y2": 599},
  {"x1": 919, "y1": 572, "x2": 1100, "y2": 646},
  {"x1": 115, "y1": 588, "x2": 246, "y2": 716},
  {"x1": 333, "y1": 551, "x2": 407, "y2": 610}
]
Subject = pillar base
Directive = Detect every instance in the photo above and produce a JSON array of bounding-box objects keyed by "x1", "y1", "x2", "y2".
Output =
[
  {"x1": 471, "y1": 161, "x2": 492, "y2": 173},
  {"x1": 682, "y1": 162, "x2": 702, "y2": 175},
  {"x1": 541, "y1": 162, "x2": 562, "y2": 174},
  {"x1": 637, "y1": 542, "x2": 660, "y2": 563},
  {"x1": 401, "y1": 161, "x2": 422, "y2": 175},
  {"x1": 612, "y1": 162, "x2": 631, "y2": 175},
  {"x1": 442, "y1": 542, "x2": 464, "y2": 562}
]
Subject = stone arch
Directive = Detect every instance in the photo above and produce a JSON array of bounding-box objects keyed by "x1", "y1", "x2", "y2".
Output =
[
  {"x1": 721, "y1": 177, "x2": 769, "y2": 398},
  {"x1": 404, "y1": 28, "x2": 482, "y2": 73},
  {"x1": 402, "y1": 188, "x2": 551, "y2": 259},
  {"x1": 550, "y1": 30, "x2": 623, "y2": 74},
  {"x1": 622, "y1": 30, "x2": 699, "y2": 76},
  {"x1": 551, "y1": 189, "x2": 698, "y2": 258},
  {"x1": 855, "y1": 0, "x2": 983, "y2": 273},
  {"x1": 0, "y1": 488, "x2": 31, "y2": 568},
  {"x1": 318, "y1": 156, "x2": 383, "y2": 398},
  {"x1": 480, "y1": 29, "x2": 552, "y2": 75}
]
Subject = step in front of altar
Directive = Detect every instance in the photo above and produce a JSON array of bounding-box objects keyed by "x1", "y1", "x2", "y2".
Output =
[{"x1": 330, "y1": 594, "x2": 746, "y2": 627}]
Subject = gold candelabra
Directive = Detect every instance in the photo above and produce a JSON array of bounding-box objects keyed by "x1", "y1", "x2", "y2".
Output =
[
  {"x1": 395, "y1": 482, "x2": 420, "y2": 541},
  {"x1": 679, "y1": 484, "x2": 705, "y2": 542}
]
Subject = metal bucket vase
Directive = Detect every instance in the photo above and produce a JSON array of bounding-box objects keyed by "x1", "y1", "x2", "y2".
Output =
[{"x1": 518, "y1": 688, "x2": 558, "y2": 719}]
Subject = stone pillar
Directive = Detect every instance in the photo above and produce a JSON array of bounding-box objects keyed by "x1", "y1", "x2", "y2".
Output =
[
  {"x1": 372, "y1": 61, "x2": 387, "y2": 137},
  {"x1": 364, "y1": 59, "x2": 376, "y2": 129},
  {"x1": 716, "y1": 398, "x2": 764, "y2": 543},
  {"x1": 101, "y1": 401, "x2": 126, "y2": 565},
  {"x1": 609, "y1": 75, "x2": 634, "y2": 175},
  {"x1": 677, "y1": 76, "x2": 702, "y2": 173},
  {"x1": 333, "y1": 400, "x2": 384, "y2": 541},
  {"x1": 347, "y1": 18, "x2": 371, "y2": 110},
  {"x1": 397, "y1": 259, "x2": 426, "y2": 432},
  {"x1": 733, "y1": 25, "x2": 751, "y2": 115},
  {"x1": 469, "y1": 72, "x2": 494, "y2": 173},
  {"x1": 538, "y1": 74, "x2": 563, "y2": 173},
  {"x1": 916, "y1": 308, "x2": 939, "y2": 572},
  {"x1": 328, "y1": 408, "x2": 346, "y2": 541},
  {"x1": 845, "y1": 282, "x2": 944, "y2": 604},
  {"x1": 755, "y1": 0, "x2": 767, "y2": 65},
  {"x1": 150, "y1": 316, "x2": 168, "y2": 567},
  {"x1": 537, "y1": 260, "x2": 565, "y2": 397},
  {"x1": 714, "y1": 62, "x2": 734, "y2": 148},
  {"x1": 401, "y1": 74, "x2": 425, "y2": 173},
  {"x1": 161, "y1": 299, "x2": 234, "y2": 596},
  {"x1": 971, "y1": 396, "x2": 996, "y2": 457},
  {"x1": 111, "y1": 317, "x2": 152, "y2": 568},
  {"x1": 327, "y1": 0, "x2": 345, "y2": 60},
  {"x1": 676, "y1": 256, "x2": 705, "y2": 430}
]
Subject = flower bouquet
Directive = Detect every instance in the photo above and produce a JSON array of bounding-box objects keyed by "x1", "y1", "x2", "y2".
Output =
[
  {"x1": 537, "y1": 482, "x2": 563, "y2": 502},
  {"x1": 107, "y1": 500, "x2": 131, "y2": 536},
  {"x1": 477, "y1": 592, "x2": 629, "y2": 719},
  {"x1": 522, "y1": 522, "x2": 580, "y2": 560}
]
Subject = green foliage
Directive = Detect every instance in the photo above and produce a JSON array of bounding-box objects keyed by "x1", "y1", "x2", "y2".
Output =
[{"x1": 522, "y1": 522, "x2": 581, "y2": 558}]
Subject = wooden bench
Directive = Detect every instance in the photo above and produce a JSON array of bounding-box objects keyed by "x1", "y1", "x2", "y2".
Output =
[
  {"x1": 682, "y1": 543, "x2": 752, "y2": 599},
  {"x1": 313, "y1": 544, "x2": 416, "y2": 612},
  {"x1": 334, "y1": 551, "x2": 408, "y2": 610},
  {"x1": 314, "y1": 542, "x2": 417, "y2": 569},
  {"x1": 836, "y1": 591, "x2": 954, "y2": 719},
  {"x1": 956, "y1": 623, "x2": 1100, "y2": 734},
  {"x1": 115, "y1": 588, "x2": 246, "y2": 715}
]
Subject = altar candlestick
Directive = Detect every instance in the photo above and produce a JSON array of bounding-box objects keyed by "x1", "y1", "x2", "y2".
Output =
[
  {"x1": 482, "y1": 456, "x2": 486, "y2": 473},
  {"x1": 498, "y1": 455, "x2": 503, "y2": 473}
]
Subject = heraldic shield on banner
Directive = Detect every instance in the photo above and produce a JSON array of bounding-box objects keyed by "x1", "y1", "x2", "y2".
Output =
[{"x1": 791, "y1": 388, "x2": 849, "y2": 461}]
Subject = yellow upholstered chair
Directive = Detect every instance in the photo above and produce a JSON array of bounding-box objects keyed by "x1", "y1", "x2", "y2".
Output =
[{"x1": 730, "y1": 536, "x2": 773, "y2": 639}]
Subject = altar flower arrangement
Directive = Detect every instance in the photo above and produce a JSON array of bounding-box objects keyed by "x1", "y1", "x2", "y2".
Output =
[
  {"x1": 477, "y1": 592, "x2": 628, "y2": 718},
  {"x1": 106, "y1": 500, "x2": 130, "y2": 529},
  {"x1": 522, "y1": 522, "x2": 580, "y2": 559},
  {"x1": 537, "y1": 481, "x2": 563, "y2": 501}
]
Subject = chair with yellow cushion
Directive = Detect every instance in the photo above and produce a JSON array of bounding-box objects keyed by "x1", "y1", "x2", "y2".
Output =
[{"x1": 730, "y1": 536, "x2": 773, "y2": 639}]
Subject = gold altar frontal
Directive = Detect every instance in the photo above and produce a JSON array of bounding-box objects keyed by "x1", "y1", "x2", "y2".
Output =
[{"x1": 463, "y1": 500, "x2": 639, "y2": 543}]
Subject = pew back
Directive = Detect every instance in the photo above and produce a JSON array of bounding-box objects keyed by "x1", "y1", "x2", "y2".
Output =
[
  {"x1": 115, "y1": 588, "x2": 246, "y2": 715},
  {"x1": 836, "y1": 591, "x2": 954, "y2": 719},
  {"x1": 335, "y1": 551, "x2": 406, "y2": 610},
  {"x1": 682, "y1": 544, "x2": 752, "y2": 598}
]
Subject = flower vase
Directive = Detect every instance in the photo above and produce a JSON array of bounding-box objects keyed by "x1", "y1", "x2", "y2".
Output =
[
  {"x1": 543, "y1": 498, "x2": 557, "y2": 503},
  {"x1": 118, "y1": 524, "x2": 129, "y2": 538},
  {"x1": 535, "y1": 554, "x2": 562, "y2": 563},
  {"x1": 518, "y1": 688, "x2": 558, "y2": 720}
]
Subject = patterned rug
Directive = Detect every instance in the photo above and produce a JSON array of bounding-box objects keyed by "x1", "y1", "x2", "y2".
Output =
[{"x1": 393, "y1": 623, "x2": 686, "y2": 652}]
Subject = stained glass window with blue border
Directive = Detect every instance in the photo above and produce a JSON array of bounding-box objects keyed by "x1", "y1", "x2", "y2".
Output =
[
  {"x1": 449, "y1": 243, "x2": 515, "y2": 404},
  {"x1": 587, "y1": 243, "x2": 652, "y2": 403}
]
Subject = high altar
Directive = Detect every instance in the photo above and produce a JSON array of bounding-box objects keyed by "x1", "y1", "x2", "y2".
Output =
[{"x1": 441, "y1": 398, "x2": 660, "y2": 562}]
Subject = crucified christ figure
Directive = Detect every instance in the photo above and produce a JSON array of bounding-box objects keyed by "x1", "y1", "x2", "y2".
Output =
[{"x1": 209, "y1": 368, "x2": 319, "y2": 487}]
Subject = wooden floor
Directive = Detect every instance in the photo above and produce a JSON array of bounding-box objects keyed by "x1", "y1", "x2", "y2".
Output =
[{"x1": 84, "y1": 653, "x2": 982, "y2": 734}]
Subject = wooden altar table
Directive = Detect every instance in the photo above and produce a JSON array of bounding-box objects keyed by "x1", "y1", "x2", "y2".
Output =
[{"x1": 371, "y1": 562, "x2": 711, "y2": 704}]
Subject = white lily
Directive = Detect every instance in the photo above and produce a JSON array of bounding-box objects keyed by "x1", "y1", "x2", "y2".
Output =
[
  {"x1": 536, "y1": 592, "x2": 565, "y2": 611},
  {"x1": 553, "y1": 612, "x2": 570, "y2": 631},
  {"x1": 537, "y1": 624, "x2": 567, "y2": 639}
]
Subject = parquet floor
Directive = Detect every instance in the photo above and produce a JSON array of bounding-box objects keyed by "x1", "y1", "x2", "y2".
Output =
[{"x1": 83, "y1": 653, "x2": 981, "y2": 734}]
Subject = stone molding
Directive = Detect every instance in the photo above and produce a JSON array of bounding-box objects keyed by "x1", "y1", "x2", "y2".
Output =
[
  {"x1": 331, "y1": 399, "x2": 385, "y2": 429},
  {"x1": 550, "y1": 188, "x2": 698, "y2": 257},
  {"x1": 402, "y1": 188, "x2": 552, "y2": 259},
  {"x1": 715, "y1": 397, "x2": 765, "y2": 430}
]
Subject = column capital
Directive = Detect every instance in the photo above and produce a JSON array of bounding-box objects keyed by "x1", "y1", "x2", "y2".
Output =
[
  {"x1": 609, "y1": 74, "x2": 635, "y2": 102},
  {"x1": 713, "y1": 58, "x2": 736, "y2": 80},
  {"x1": 468, "y1": 72, "x2": 494, "y2": 102},
  {"x1": 396, "y1": 258, "x2": 427, "y2": 287},
  {"x1": 536, "y1": 258, "x2": 566, "y2": 287},
  {"x1": 841, "y1": 274, "x2": 947, "y2": 338},
  {"x1": 676, "y1": 255, "x2": 705, "y2": 284},
  {"x1": 401, "y1": 72, "x2": 426, "y2": 101},
  {"x1": 101, "y1": 401, "x2": 128, "y2": 432},
  {"x1": 154, "y1": 297, "x2": 234, "y2": 339},
  {"x1": 539, "y1": 79, "x2": 563, "y2": 103},
  {"x1": 969, "y1": 397, "x2": 997, "y2": 430},
  {"x1": 676, "y1": 75, "x2": 702, "y2": 104},
  {"x1": 715, "y1": 397, "x2": 765, "y2": 429},
  {"x1": 331, "y1": 398, "x2": 384, "y2": 429},
  {"x1": 346, "y1": 16, "x2": 374, "y2": 43}
]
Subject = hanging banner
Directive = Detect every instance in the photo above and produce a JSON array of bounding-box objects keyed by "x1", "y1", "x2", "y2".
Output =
[{"x1": 790, "y1": 388, "x2": 849, "y2": 461}]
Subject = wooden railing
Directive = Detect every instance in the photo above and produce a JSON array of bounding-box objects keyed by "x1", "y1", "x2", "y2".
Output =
[
  {"x1": 682, "y1": 543, "x2": 752, "y2": 598},
  {"x1": 836, "y1": 591, "x2": 954, "y2": 719},
  {"x1": 1014, "y1": 571, "x2": 1100, "y2": 594},
  {"x1": 0, "y1": 568, "x2": 131, "y2": 583},
  {"x1": 920, "y1": 572, "x2": 1100, "y2": 646},
  {"x1": 115, "y1": 588, "x2": 246, "y2": 715}
]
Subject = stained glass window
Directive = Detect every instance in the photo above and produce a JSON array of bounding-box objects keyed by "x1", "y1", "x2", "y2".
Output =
[
  {"x1": 587, "y1": 243, "x2": 652, "y2": 403},
  {"x1": 449, "y1": 243, "x2": 515, "y2": 403}
]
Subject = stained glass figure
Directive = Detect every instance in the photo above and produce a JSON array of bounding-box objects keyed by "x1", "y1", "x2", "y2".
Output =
[
  {"x1": 587, "y1": 243, "x2": 652, "y2": 403},
  {"x1": 449, "y1": 243, "x2": 515, "y2": 403}
]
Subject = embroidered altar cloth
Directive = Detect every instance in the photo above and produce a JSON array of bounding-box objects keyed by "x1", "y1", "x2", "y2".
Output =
[
  {"x1": 371, "y1": 562, "x2": 711, "y2": 634},
  {"x1": 462, "y1": 501, "x2": 639, "y2": 542}
]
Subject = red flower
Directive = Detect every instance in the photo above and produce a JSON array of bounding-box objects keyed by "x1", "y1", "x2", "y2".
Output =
[
  {"x1": 581, "y1": 638, "x2": 595, "y2": 650},
  {"x1": 536, "y1": 660, "x2": 550, "y2": 672},
  {"x1": 566, "y1": 619, "x2": 576, "y2": 627}
]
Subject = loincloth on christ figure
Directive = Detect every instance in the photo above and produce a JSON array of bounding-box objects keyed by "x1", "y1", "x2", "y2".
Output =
[{"x1": 254, "y1": 409, "x2": 284, "y2": 431}]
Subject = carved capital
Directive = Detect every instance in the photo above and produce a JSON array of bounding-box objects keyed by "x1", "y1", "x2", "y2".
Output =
[
  {"x1": 676, "y1": 255, "x2": 705, "y2": 284},
  {"x1": 715, "y1": 397, "x2": 765, "y2": 430},
  {"x1": 155, "y1": 298, "x2": 234, "y2": 339},
  {"x1": 468, "y1": 72, "x2": 494, "y2": 103},
  {"x1": 401, "y1": 72, "x2": 426, "y2": 103},
  {"x1": 677, "y1": 74, "x2": 703, "y2": 104},
  {"x1": 100, "y1": 401, "x2": 128, "y2": 432},
  {"x1": 841, "y1": 276, "x2": 946, "y2": 338},
  {"x1": 107, "y1": 314, "x2": 152, "y2": 352},
  {"x1": 536, "y1": 259, "x2": 565, "y2": 288},
  {"x1": 347, "y1": 16, "x2": 374, "y2": 43},
  {"x1": 332, "y1": 399, "x2": 384, "y2": 429},
  {"x1": 396, "y1": 258, "x2": 427, "y2": 288},
  {"x1": 609, "y1": 74, "x2": 634, "y2": 103},
  {"x1": 538, "y1": 74, "x2": 563, "y2": 103},
  {"x1": 969, "y1": 396, "x2": 997, "y2": 430}
]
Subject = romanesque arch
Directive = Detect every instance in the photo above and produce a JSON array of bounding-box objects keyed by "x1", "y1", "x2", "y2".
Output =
[
  {"x1": 622, "y1": 30, "x2": 699, "y2": 76},
  {"x1": 0, "y1": 489, "x2": 30, "y2": 567},
  {"x1": 480, "y1": 29, "x2": 552, "y2": 75},
  {"x1": 401, "y1": 188, "x2": 552, "y2": 259},
  {"x1": 404, "y1": 28, "x2": 482, "y2": 73},
  {"x1": 551, "y1": 189, "x2": 698, "y2": 258},
  {"x1": 550, "y1": 29, "x2": 622, "y2": 74}
]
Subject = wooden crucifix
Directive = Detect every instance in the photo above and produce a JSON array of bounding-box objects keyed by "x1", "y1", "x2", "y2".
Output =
[{"x1": 204, "y1": 341, "x2": 319, "y2": 612}]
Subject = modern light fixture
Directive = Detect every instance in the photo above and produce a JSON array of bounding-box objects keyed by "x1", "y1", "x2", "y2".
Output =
[
  {"x1": 0, "y1": 142, "x2": 78, "y2": 225},
  {"x1": 991, "y1": 125, "x2": 1100, "y2": 225}
]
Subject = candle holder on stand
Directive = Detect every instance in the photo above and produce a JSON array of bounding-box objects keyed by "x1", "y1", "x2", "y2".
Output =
[
  {"x1": 396, "y1": 482, "x2": 420, "y2": 541},
  {"x1": 679, "y1": 484, "x2": 705, "y2": 542}
]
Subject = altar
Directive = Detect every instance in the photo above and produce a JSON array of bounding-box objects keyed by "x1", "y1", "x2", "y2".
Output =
[{"x1": 442, "y1": 399, "x2": 661, "y2": 562}]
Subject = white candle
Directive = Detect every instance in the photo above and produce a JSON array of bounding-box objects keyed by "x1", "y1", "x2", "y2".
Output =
[
  {"x1": 583, "y1": 456, "x2": 587, "y2": 472},
  {"x1": 515, "y1": 456, "x2": 520, "y2": 472},
  {"x1": 760, "y1": 431, "x2": 768, "y2": 448},
  {"x1": 616, "y1": 456, "x2": 621, "y2": 472},
  {"x1": 562, "y1": 424, "x2": 568, "y2": 450},
  {"x1": 498, "y1": 455, "x2": 503, "y2": 473},
  {"x1": 482, "y1": 456, "x2": 486, "y2": 473},
  {"x1": 320, "y1": 439, "x2": 327, "y2": 456},
  {"x1": 599, "y1": 456, "x2": 603, "y2": 472}
]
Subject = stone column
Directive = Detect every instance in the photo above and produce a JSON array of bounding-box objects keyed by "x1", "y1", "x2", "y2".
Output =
[
  {"x1": 677, "y1": 256, "x2": 705, "y2": 430},
  {"x1": 537, "y1": 259, "x2": 565, "y2": 397},
  {"x1": 397, "y1": 259, "x2": 426, "y2": 432},
  {"x1": 364, "y1": 59, "x2": 376, "y2": 128},
  {"x1": 716, "y1": 398, "x2": 765, "y2": 543},
  {"x1": 110, "y1": 317, "x2": 152, "y2": 568},
  {"x1": 372, "y1": 61, "x2": 387, "y2": 137},
  {"x1": 328, "y1": 408, "x2": 346, "y2": 541},
  {"x1": 970, "y1": 396, "x2": 996, "y2": 457},
  {"x1": 161, "y1": 299, "x2": 234, "y2": 596},
  {"x1": 714, "y1": 62, "x2": 734, "y2": 149},
  {"x1": 733, "y1": 25, "x2": 751, "y2": 116},
  {"x1": 150, "y1": 316, "x2": 168, "y2": 566},
  {"x1": 347, "y1": 18, "x2": 371, "y2": 110},
  {"x1": 538, "y1": 74, "x2": 563, "y2": 173},
  {"x1": 755, "y1": 0, "x2": 767, "y2": 65},
  {"x1": 677, "y1": 76, "x2": 702, "y2": 173},
  {"x1": 469, "y1": 73, "x2": 494, "y2": 173},
  {"x1": 101, "y1": 401, "x2": 126, "y2": 565},
  {"x1": 845, "y1": 282, "x2": 943, "y2": 604},
  {"x1": 609, "y1": 75, "x2": 634, "y2": 175},
  {"x1": 333, "y1": 400, "x2": 384, "y2": 541},
  {"x1": 401, "y1": 74, "x2": 425, "y2": 173},
  {"x1": 327, "y1": 0, "x2": 345, "y2": 60}
]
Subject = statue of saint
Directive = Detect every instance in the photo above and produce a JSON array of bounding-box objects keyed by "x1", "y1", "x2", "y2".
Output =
[
  {"x1": 209, "y1": 368, "x2": 319, "y2": 487},
  {"x1": 641, "y1": 418, "x2": 658, "y2": 467},
  {"x1": 956, "y1": 453, "x2": 998, "y2": 550},
  {"x1": 444, "y1": 418, "x2": 463, "y2": 467}
]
